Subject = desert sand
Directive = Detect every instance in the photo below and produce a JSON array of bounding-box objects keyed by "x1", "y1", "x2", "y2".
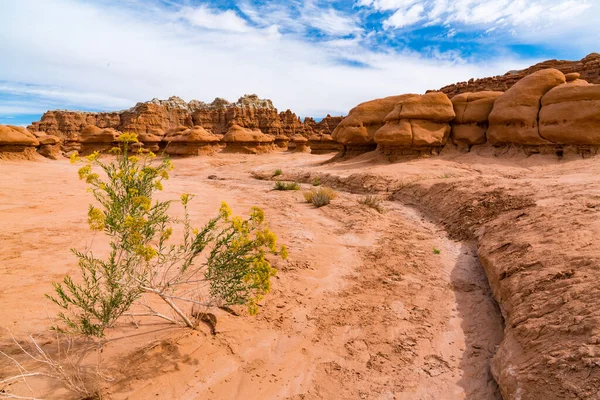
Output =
[{"x1": 2, "y1": 147, "x2": 598, "y2": 399}]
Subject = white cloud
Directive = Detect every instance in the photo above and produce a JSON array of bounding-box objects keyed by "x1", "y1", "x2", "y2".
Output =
[
  {"x1": 383, "y1": 4, "x2": 425, "y2": 28},
  {"x1": 0, "y1": 83, "x2": 134, "y2": 110},
  {"x1": 305, "y1": 7, "x2": 362, "y2": 36},
  {"x1": 179, "y1": 5, "x2": 250, "y2": 33},
  {"x1": 360, "y1": 0, "x2": 419, "y2": 11},
  {"x1": 239, "y1": 0, "x2": 362, "y2": 37},
  {"x1": 0, "y1": 0, "x2": 546, "y2": 118},
  {"x1": 361, "y1": 0, "x2": 595, "y2": 32}
]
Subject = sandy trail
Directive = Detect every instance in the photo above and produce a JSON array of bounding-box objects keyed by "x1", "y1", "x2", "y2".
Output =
[{"x1": 0, "y1": 153, "x2": 502, "y2": 399}]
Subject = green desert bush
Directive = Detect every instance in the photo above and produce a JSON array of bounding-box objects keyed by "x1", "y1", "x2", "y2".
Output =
[
  {"x1": 312, "y1": 177, "x2": 321, "y2": 186},
  {"x1": 48, "y1": 133, "x2": 287, "y2": 337},
  {"x1": 273, "y1": 169, "x2": 282, "y2": 177},
  {"x1": 303, "y1": 187, "x2": 337, "y2": 208},
  {"x1": 274, "y1": 181, "x2": 300, "y2": 191},
  {"x1": 359, "y1": 195, "x2": 384, "y2": 213}
]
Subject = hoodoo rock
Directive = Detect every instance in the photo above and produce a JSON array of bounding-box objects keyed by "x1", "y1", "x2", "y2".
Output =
[
  {"x1": 222, "y1": 124, "x2": 275, "y2": 154},
  {"x1": 308, "y1": 133, "x2": 343, "y2": 154},
  {"x1": 332, "y1": 95, "x2": 409, "y2": 152},
  {"x1": 0, "y1": 125, "x2": 40, "y2": 153},
  {"x1": 35, "y1": 134, "x2": 62, "y2": 159},
  {"x1": 136, "y1": 131, "x2": 163, "y2": 152},
  {"x1": 163, "y1": 126, "x2": 222, "y2": 156},
  {"x1": 273, "y1": 134, "x2": 290, "y2": 150},
  {"x1": 539, "y1": 81, "x2": 600, "y2": 145},
  {"x1": 450, "y1": 91, "x2": 503, "y2": 146},
  {"x1": 374, "y1": 92, "x2": 455, "y2": 149},
  {"x1": 78, "y1": 126, "x2": 120, "y2": 154},
  {"x1": 487, "y1": 69, "x2": 566, "y2": 146},
  {"x1": 290, "y1": 134, "x2": 309, "y2": 153}
]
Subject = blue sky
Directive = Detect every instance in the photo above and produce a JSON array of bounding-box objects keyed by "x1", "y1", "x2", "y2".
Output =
[{"x1": 0, "y1": 0, "x2": 598, "y2": 126}]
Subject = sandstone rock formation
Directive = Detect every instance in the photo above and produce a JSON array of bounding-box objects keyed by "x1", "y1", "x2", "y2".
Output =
[
  {"x1": 222, "y1": 124, "x2": 274, "y2": 154},
  {"x1": 29, "y1": 95, "x2": 330, "y2": 151},
  {"x1": 450, "y1": 91, "x2": 502, "y2": 146},
  {"x1": 438, "y1": 52, "x2": 600, "y2": 97},
  {"x1": 0, "y1": 125, "x2": 39, "y2": 153},
  {"x1": 308, "y1": 134, "x2": 343, "y2": 154},
  {"x1": 487, "y1": 69, "x2": 566, "y2": 145},
  {"x1": 304, "y1": 115, "x2": 344, "y2": 136},
  {"x1": 163, "y1": 126, "x2": 222, "y2": 156},
  {"x1": 290, "y1": 134, "x2": 309, "y2": 153},
  {"x1": 539, "y1": 80, "x2": 600, "y2": 145},
  {"x1": 278, "y1": 110, "x2": 305, "y2": 137},
  {"x1": 332, "y1": 95, "x2": 410, "y2": 151},
  {"x1": 374, "y1": 92, "x2": 455, "y2": 149},
  {"x1": 273, "y1": 134, "x2": 290, "y2": 150},
  {"x1": 136, "y1": 131, "x2": 163, "y2": 152},
  {"x1": 78, "y1": 125, "x2": 120, "y2": 154},
  {"x1": 29, "y1": 111, "x2": 121, "y2": 140},
  {"x1": 35, "y1": 134, "x2": 62, "y2": 159}
]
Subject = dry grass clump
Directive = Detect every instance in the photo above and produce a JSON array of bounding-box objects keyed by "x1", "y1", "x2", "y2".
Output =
[
  {"x1": 0, "y1": 333, "x2": 104, "y2": 400},
  {"x1": 303, "y1": 187, "x2": 337, "y2": 208},
  {"x1": 359, "y1": 195, "x2": 384, "y2": 213},
  {"x1": 274, "y1": 181, "x2": 300, "y2": 191}
]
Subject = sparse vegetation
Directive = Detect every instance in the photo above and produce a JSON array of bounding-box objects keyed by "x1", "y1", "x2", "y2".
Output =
[
  {"x1": 359, "y1": 195, "x2": 384, "y2": 213},
  {"x1": 433, "y1": 247, "x2": 441, "y2": 255},
  {"x1": 303, "y1": 187, "x2": 337, "y2": 208},
  {"x1": 0, "y1": 332, "x2": 103, "y2": 400},
  {"x1": 274, "y1": 181, "x2": 300, "y2": 191},
  {"x1": 49, "y1": 134, "x2": 287, "y2": 338},
  {"x1": 273, "y1": 169, "x2": 282, "y2": 177},
  {"x1": 312, "y1": 177, "x2": 321, "y2": 186}
]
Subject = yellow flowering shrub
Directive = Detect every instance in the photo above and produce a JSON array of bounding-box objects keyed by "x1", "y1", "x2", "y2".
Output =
[{"x1": 48, "y1": 133, "x2": 286, "y2": 337}]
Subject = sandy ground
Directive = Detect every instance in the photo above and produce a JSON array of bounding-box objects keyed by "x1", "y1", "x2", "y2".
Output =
[{"x1": 3, "y1": 147, "x2": 597, "y2": 399}]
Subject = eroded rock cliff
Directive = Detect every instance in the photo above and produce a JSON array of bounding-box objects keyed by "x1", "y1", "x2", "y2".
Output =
[
  {"x1": 437, "y1": 53, "x2": 600, "y2": 97},
  {"x1": 28, "y1": 95, "x2": 336, "y2": 144}
]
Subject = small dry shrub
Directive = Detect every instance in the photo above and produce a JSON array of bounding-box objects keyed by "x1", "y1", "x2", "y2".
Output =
[
  {"x1": 303, "y1": 187, "x2": 337, "y2": 208},
  {"x1": 274, "y1": 181, "x2": 300, "y2": 191},
  {"x1": 359, "y1": 195, "x2": 384, "y2": 213}
]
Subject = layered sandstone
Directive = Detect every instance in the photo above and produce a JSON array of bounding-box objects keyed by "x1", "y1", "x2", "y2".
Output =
[
  {"x1": 438, "y1": 52, "x2": 600, "y2": 97},
  {"x1": 222, "y1": 124, "x2": 275, "y2": 154},
  {"x1": 487, "y1": 69, "x2": 566, "y2": 145},
  {"x1": 304, "y1": 115, "x2": 344, "y2": 136},
  {"x1": 29, "y1": 95, "x2": 328, "y2": 147},
  {"x1": 451, "y1": 91, "x2": 502, "y2": 146},
  {"x1": 163, "y1": 126, "x2": 222, "y2": 156},
  {"x1": 35, "y1": 134, "x2": 62, "y2": 159},
  {"x1": 308, "y1": 134, "x2": 342, "y2": 154},
  {"x1": 290, "y1": 134, "x2": 309, "y2": 153},
  {"x1": 273, "y1": 134, "x2": 290, "y2": 150},
  {"x1": 28, "y1": 111, "x2": 121, "y2": 140},
  {"x1": 332, "y1": 95, "x2": 409, "y2": 152},
  {"x1": 78, "y1": 126, "x2": 120, "y2": 154},
  {"x1": 0, "y1": 125, "x2": 39, "y2": 153},
  {"x1": 374, "y1": 92, "x2": 455, "y2": 149},
  {"x1": 539, "y1": 80, "x2": 600, "y2": 145}
]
